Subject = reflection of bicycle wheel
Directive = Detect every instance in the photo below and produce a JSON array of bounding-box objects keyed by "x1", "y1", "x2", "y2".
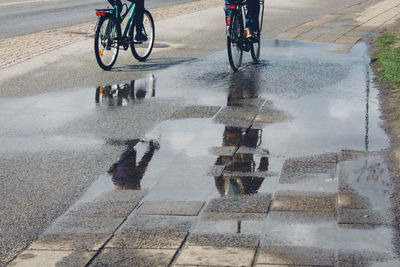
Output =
[
  {"x1": 251, "y1": 2, "x2": 264, "y2": 62},
  {"x1": 94, "y1": 16, "x2": 119, "y2": 70},
  {"x1": 227, "y1": 12, "x2": 243, "y2": 72},
  {"x1": 130, "y1": 10, "x2": 155, "y2": 62}
]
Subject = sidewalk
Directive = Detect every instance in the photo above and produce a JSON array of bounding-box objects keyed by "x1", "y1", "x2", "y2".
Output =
[{"x1": 7, "y1": 0, "x2": 400, "y2": 266}]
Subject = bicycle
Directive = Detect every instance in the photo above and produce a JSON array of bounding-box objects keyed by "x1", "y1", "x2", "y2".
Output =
[
  {"x1": 94, "y1": 0, "x2": 155, "y2": 70},
  {"x1": 226, "y1": 0, "x2": 264, "y2": 72}
]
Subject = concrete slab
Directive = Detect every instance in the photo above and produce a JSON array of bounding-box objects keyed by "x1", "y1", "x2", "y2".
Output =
[
  {"x1": 254, "y1": 104, "x2": 292, "y2": 124},
  {"x1": 45, "y1": 216, "x2": 124, "y2": 234},
  {"x1": 214, "y1": 106, "x2": 259, "y2": 128},
  {"x1": 65, "y1": 202, "x2": 137, "y2": 218},
  {"x1": 338, "y1": 208, "x2": 391, "y2": 226},
  {"x1": 135, "y1": 201, "x2": 204, "y2": 216},
  {"x1": 204, "y1": 193, "x2": 272, "y2": 213},
  {"x1": 92, "y1": 189, "x2": 147, "y2": 203},
  {"x1": 90, "y1": 248, "x2": 176, "y2": 267},
  {"x1": 201, "y1": 211, "x2": 267, "y2": 221},
  {"x1": 121, "y1": 215, "x2": 194, "y2": 232},
  {"x1": 209, "y1": 146, "x2": 236, "y2": 156},
  {"x1": 107, "y1": 229, "x2": 187, "y2": 249},
  {"x1": 28, "y1": 233, "x2": 110, "y2": 251},
  {"x1": 174, "y1": 245, "x2": 255, "y2": 266},
  {"x1": 271, "y1": 191, "x2": 336, "y2": 212},
  {"x1": 267, "y1": 211, "x2": 336, "y2": 223},
  {"x1": 337, "y1": 249, "x2": 397, "y2": 266},
  {"x1": 9, "y1": 250, "x2": 95, "y2": 267},
  {"x1": 186, "y1": 233, "x2": 259, "y2": 248},
  {"x1": 279, "y1": 159, "x2": 337, "y2": 184},
  {"x1": 337, "y1": 193, "x2": 372, "y2": 209},
  {"x1": 339, "y1": 149, "x2": 368, "y2": 161},
  {"x1": 256, "y1": 245, "x2": 334, "y2": 266},
  {"x1": 171, "y1": 105, "x2": 220, "y2": 119},
  {"x1": 206, "y1": 165, "x2": 225, "y2": 176}
]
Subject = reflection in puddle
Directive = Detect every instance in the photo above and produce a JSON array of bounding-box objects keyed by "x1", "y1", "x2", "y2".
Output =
[
  {"x1": 95, "y1": 74, "x2": 155, "y2": 106},
  {"x1": 107, "y1": 139, "x2": 159, "y2": 190}
]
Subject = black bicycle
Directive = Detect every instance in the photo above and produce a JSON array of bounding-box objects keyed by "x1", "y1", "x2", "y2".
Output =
[
  {"x1": 226, "y1": 0, "x2": 264, "y2": 71},
  {"x1": 94, "y1": 0, "x2": 155, "y2": 70}
]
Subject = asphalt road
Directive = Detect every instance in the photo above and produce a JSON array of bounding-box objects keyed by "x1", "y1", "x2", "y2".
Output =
[
  {"x1": 0, "y1": 0, "x2": 196, "y2": 39},
  {"x1": 0, "y1": 0, "x2": 384, "y2": 265}
]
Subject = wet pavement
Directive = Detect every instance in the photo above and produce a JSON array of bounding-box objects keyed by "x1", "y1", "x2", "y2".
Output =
[{"x1": 6, "y1": 39, "x2": 400, "y2": 266}]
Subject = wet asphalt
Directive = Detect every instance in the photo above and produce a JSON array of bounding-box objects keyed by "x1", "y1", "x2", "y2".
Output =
[{"x1": 2, "y1": 39, "x2": 399, "y2": 265}]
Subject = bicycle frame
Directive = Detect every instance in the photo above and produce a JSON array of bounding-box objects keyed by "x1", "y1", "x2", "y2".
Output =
[{"x1": 95, "y1": 1, "x2": 136, "y2": 40}]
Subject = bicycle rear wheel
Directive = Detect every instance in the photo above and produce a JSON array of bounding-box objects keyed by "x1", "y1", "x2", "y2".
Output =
[
  {"x1": 251, "y1": 2, "x2": 264, "y2": 62},
  {"x1": 130, "y1": 10, "x2": 155, "y2": 62},
  {"x1": 227, "y1": 12, "x2": 243, "y2": 72},
  {"x1": 94, "y1": 16, "x2": 119, "y2": 70}
]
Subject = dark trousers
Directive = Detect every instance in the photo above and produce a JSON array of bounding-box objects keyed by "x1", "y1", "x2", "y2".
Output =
[
  {"x1": 107, "y1": 0, "x2": 144, "y2": 31},
  {"x1": 225, "y1": 0, "x2": 260, "y2": 31}
]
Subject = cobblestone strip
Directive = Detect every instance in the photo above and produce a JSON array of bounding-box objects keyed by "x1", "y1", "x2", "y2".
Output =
[
  {"x1": 0, "y1": 0, "x2": 221, "y2": 71},
  {"x1": 277, "y1": 0, "x2": 400, "y2": 53}
]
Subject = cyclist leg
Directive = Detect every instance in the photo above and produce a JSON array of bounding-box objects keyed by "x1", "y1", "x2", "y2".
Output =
[
  {"x1": 134, "y1": 0, "x2": 147, "y2": 41},
  {"x1": 245, "y1": 0, "x2": 260, "y2": 39}
]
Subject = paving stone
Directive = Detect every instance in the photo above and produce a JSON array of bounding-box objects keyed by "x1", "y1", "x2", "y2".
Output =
[
  {"x1": 45, "y1": 216, "x2": 124, "y2": 235},
  {"x1": 65, "y1": 202, "x2": 137, "y2": 218},
  {"x1": 338, "y1": 149, "x2": 375, "y2": 161},
  {"x1": 171, "y1": 106, "x2": 220, "y2": 119},
  {"x1": 122, "y1": 215, "x2": 194, "y2": 232},
  {"x1": 279, "y1": 156, "x2": 337, "y2": 184},
  {"x1": 209, "y1": 146, "x2": 236, "y2": 156},
  {"x1": 256, "y1": 245, "x2": 334, "y2": 266},
  {"x1": 271, "y1": 191, "x2": 336, "y2": 212},
  {"x1": 292, "y1": 153, "x2": 338, "y2": 163},
  {"x1": 214, "y1": 106, "x2": 259, "y2": 128},
  {"x1": 136, "y1": 201, "x2": 204, "y2": 216},
  {"x1": 28, "y1": 233, "x2": 110, "y2": 251},
  {"x1": 93, "y1": 189, "x2": 147, "y2": 203},
  {"x1": 90, "y1": 248, "x2": 176, "y2": 267},
  {"x1": 201, "y1": 211, "x2": 267, "y2": 221},
  {"x1": 204, "y1": 193, "x2": 272, "y2": 213},
  {"x1": 337, "y1": 249, "x2": 397, "y2": 266},
  {"x1": 9, "y1": 250, "x2": 95, "y2": 267},
  {"x1": 186, "y1": 233, "x2": 259, "y2": 248},
  {"x1": 267, "y1": 211, "x2": 336, "y2": 223},
  {"x1": 254, "y1": 104, "x2": 292, "y2": 124},
  {"x1": 236, "y1": 146, "x2": 270, "y2": 156},
  {"x1": 206, "y1": 165, "x2": 225, "y2": 176},
  {"x1": 175, "y1": 245, "x2": 256, "y2": 266},
  {"x1": 337, "y1": 193, "x2": 372, "y2": 209},
  {"x1": 338, "y1": 208, "x2": 391, "y2": 225},
  {"x1": 107, "y1": 229, "x2": 187, "y2": 249}
]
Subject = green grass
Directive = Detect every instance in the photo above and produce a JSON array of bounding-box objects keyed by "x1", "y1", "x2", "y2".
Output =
[{"x1": 373, "y1": 34, "x2": 400, "y2": 91}]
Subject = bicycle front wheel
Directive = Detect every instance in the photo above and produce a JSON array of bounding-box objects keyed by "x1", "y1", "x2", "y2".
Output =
[
  {"x1": 130, "y1": 10, "x2": 155, "y2": 62},
  {"x1": 94, "y1": 16, "x2": 119, "y2": 70},
  {"x1": 227, "y1": 12, "x2": 243, "y2": 72}
]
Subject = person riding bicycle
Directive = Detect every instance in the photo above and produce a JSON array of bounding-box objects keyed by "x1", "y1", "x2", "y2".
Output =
[
  {"x1": 225, "y1": 0, "x2": 260, "y2": 41},
  {"x1": 107, "y1": 0, "x2": 147, "y2": 41}
]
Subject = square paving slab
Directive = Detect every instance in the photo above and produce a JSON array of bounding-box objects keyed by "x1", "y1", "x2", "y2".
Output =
[
  {"x1": 171, "y1": 105, "x2": 221, "y2": 119},
  {"x1": 28, "y1": 233, "x2": 111, "y2": 251},
  {"x1": 279, "y1": 159, "x2": 337, "y2": 184},
  {"x1": 201, "y1": 211, "x2": 267, "y2": 221},
  {"x1": 204, "y1": 193, "x2": 272, "y2": 213},
  {"x1": 337, "y1": 249, "x2": 397, "y2": 266},
  {"x1": 338, "y1": 208, "x2": 391, "y2": 226},
  {"x1": 186, "y1": 233, "x2": 260, "y2": 248},
  {"x1": 90, "y1": 248, "x2": 176, "y2": 267},
  {"x1": 121, "y1": 215, "x2": 194, "y2": 232},
  {"x1": 107, "y1": 229, "x2": 187, "y2": 249},
  {"x1": 65, "y1": 202, "x2": 137, "y2": 218},
  {"x1": 256, "y1": 245, "x2": 334, "y2": 266},
  {"x1": 136, "y1": 201, "x2": 204, "y2": 216},
  {"x1": 9, "y1": 250, "x2": 95, "y2": 267},
  {"x1": 92, "y1": 189, "x2": 147, "y2": 203},
  {"x1": 271, "y1": 191, "x2": 336, "y2": 212},
  {"x1": 174, "y1": 245, "x2": 256, "y2": 266},
  {"x1": 45, "y1": 216, "x2": 124, "y2": 235}
]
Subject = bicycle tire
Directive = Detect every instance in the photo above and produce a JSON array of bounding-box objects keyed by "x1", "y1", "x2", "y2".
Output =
[
  {"x1": 94, "y1": 15, "x2": 119, "y2": 70},
  {"x1": 251, "y1": 2, "x2": 264, "y2": 62},
  {"x1": 130, "y1": 10, "x2": 155, "y2": 62},
  {"x1": 227, "y1": 11, "x2": 243, "y2": 72}
]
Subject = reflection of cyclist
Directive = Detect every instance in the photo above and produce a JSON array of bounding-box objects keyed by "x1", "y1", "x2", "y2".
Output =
[
  {"x1": 107, "y1": 0, "x2": 147, "y2": 41},
  {"x1": 108, "y1": 140, "x2": 159, "y2": 190},
  {"x1": 225, "y1": 0, "x2": 260, "y2": 41}
]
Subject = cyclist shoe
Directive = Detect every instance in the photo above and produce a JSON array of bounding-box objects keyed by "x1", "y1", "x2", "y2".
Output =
[
  {"x1": 135, "y1": 32, "x2": 148, "y2": 42},
  {"x1": 245, "y1": 28, "x2": 257, "y2": 42}
]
